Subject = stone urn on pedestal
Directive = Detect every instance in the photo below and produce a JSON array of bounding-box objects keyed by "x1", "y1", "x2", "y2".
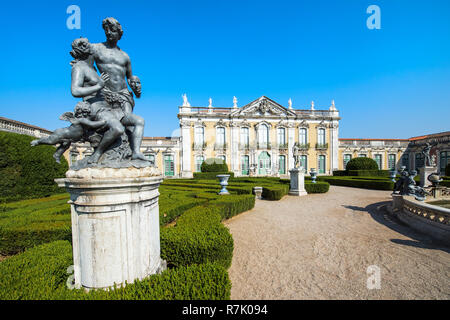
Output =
[{"x1": 217, "y1": 174, "x2": 230, "y2": 195}]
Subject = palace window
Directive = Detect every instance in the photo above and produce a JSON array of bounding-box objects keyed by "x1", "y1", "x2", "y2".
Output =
[
  {"x1": 388, "y1": 154, "x2": 396, "y2": 170},
  {"x1": 300, "y1": 155, "x2": 307, "y2": 171},
  {"x1": 277, "y1": 128, "x2": 286, "y2": 146},
  {"x1": 358, "y1": 154, "x2": 367, "y2": 158},
  {"x1": 343, "y1": 154, "x2": 352, "y2": 169},
  {"x1": 415, "y1": 153, "x2": 424, "y2": 170},
  {"x1": 241, "y1": 155, "x2": 249, "y2": 175},
  {"x1": 194, "y1": 127, "x2": 204, "y2": 146},
  {"x1": 440, "y1": 151, "x2": 450, "y2": 173},
  {"x1": 318, "y1": 155, "x2": 326, "y2": 174},
  {"x1": 279, "y1": 155, "x2": 286, "y2": 174},
  {"x1": 299, "y1": 128, "x2": 307, "y2": 145},
  {"x1": 164, "y1": 155, "x2": 174, "y2": 176},
  {"x1": 195, "y1": 155, "x2": 204, "y2": 172},
  {"x1": 317, "y1": 128, "x2": 326, "y2": 146},
  {"x1": 258, "y1": 124, "x2": 269, "y2": 146},
  {"x1": 374, "y1": 154, "x2": 382, "y2": 169},
  {"x1": 240, "y1": 127, "x2": 249, "y2": 147},
  {"x1": 216, "y1": 127, "x2": 225, "y2": 146},
  {"x1": 146, "y1": 154, "x2": 155, "y2": 166},
  {"x1": 402, "y1": 153, "x2": 410, "y2": 170}
]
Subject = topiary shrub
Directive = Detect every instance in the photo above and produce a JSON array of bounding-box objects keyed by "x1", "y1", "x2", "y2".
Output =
[
  {"x1": 345, "y1": 157, "x2": 379, "y2": 171},
  {"x1": 200, "y1": 158, "x2": 228, "y2": 172},
  {"x1": 0, "y1": 131, "x2": 68, "y2": 203}
]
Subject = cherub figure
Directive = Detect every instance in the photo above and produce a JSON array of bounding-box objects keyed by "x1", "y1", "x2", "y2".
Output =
[{"x1": 31, "y1": 101, "x2": 106, "y2": 163}]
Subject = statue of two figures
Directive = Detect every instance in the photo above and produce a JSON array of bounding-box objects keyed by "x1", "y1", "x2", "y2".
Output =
[
  {"x1": 393, "y1": 168, "x2": 430, "y2": 201},
  {"x1": 422, "y1": 142, "x2": 436, "y2": 167},
  {"x1": 31, "y1": 18, "x2": 150, "y2": 170}
]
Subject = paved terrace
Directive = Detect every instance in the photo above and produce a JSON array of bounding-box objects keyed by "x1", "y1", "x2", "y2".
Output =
[{"x1": 224, "y1": 186, "x2": 450, "y2": 299}]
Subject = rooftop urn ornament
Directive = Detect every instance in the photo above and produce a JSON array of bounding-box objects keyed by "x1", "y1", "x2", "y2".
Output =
[
  {"x1": 330, "y1": 100, "x2": 337, "y2": 111},
  {"x1": 233, "y1": 96, "x2": 238, "y2": 108},
  {"x1": 288, "y1": 98, "x2": 292, "y2": 110},
  {"x1": 182, "y1": 93, "x2": 190, "y2": 107},
  {"x1": 311, "y1": 101, "x2": 315, "y2": 110}
]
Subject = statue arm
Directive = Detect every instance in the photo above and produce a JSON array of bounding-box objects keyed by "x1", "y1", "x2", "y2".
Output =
[
  {"x1": 74, "y1": 118, "x2": 106, "y2": 129},
  {"x1": 71, "y1": 67, "x2": 104, "y2": 98}
]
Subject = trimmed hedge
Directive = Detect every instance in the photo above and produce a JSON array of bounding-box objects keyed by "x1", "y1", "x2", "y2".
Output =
[
  {"x1": 201, "y1": 158, "x2": 229, "y2": 172},
  {"x1": 304, "y1": 181, "x2": 330, "y2": 193},
  {"x1": 262, "y1": 184, "x2": 289, "y2": 200},
  {"x1": 0, "y1": 241, "x2": 231, "y2": 300},
  {"x1": 347, "y1": 170, "x2": 390, "y2": 177},
  {"x1": 0, "y1": 131, "x2": 68, "y2": 203},
  {"x1": 319, "y1": 176, "x2": 394, "y2": 190},
  {"x1": 345, "y1": 157, "x2": 379, "y2": 171},
  {"x1": 193, "y1": 172, "x2": 235, "y2": 180}
]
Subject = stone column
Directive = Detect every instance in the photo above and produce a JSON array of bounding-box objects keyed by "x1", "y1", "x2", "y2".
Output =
[
  {"x1": 288, "y1": 168, "x2": 307, "y2": 196},
  {"x1": 288, "y1": 125, "x2": 295, "y2": 170},
  {"x1": 230, "y1": 123, "x2": 239, "y2": 175},
  {"x1": 180, "y1": 121, "x2": 193, "y2": 178},
  {"x1": 56, "y1": 167, "x2": 166, "y2": 290}
]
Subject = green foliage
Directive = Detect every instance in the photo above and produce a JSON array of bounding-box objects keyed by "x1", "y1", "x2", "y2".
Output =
[
  {"x1": 200, "y1": 158, "x2": 229, "y2": 172},
  {"x1": 161, "y1": 207, "x2": 234, "y2": 269},
  {"x1": 347, "y1": 170, "x2": 390, "y2": 177},
  {"x1": 0, "y1": 131, "x2": 68, "y2": 203},
  {"x1": 0, "y1": 193, "x2": 72, "y2": 255},
  {"x1": 345, "y1": 157, "x2": 379, "y2": 171},
  {"x1": 193, "y1": 172, "x2": 235, "y2": 180},
  {"x1": 319, "y1": 176, "x2": 394, "y2": 190},
  {"x1": 261, "y1": 185, "x2": 289, "y2": 200},
  {"x1": 304, "y1": 181, "x2": 330, "y2": 193},
  {"x1": 0, "y1": 241, "x2": 230, "y2": 300}
]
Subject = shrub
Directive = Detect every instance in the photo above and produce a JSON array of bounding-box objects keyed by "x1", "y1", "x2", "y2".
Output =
[
  {"x1": 305, "y1": 181, "x2": 330, "y2": 193},
  {"x1": 0, "y1": 240, "x2": 231, "y2": 300},
  {"x1": 345, "y1": 157, "x2": 379, "y2": 171},
  {"x1": 193, "y1": 172, "x2": 235, "y2": 180},
  {"x1": 0, "y1": 131, "x2": 68, "y2": 203},
  {"x1": 161, "y1": 207, "x2": 234, "y2": 269},
  {"x1": 261, "y1": 185, "x2": 289, "y2": 200},
  {"x1": 319, "y1": 176, "x2": 394, "y2": 190},
  {"x1": 200, "y1": 158, "x2": 229, "y2": 172},
  {"x1": 333, "y1": 170, "x2": 347, "y2": 176}
]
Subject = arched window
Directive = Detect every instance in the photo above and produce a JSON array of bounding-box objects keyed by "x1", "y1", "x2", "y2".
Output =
[
  {"x1": 241, "y1": 155, "x2": 249, "y2": 175},
  {"x1": 343, "y1": 154, "x2": 352, "y2": 169},
  {"x1": 318, "y1": 155, "x2": 326, "y2": 174},
  {"x1": 299, "y1": 128, "x2": 307, "y2": 145},
  {"x1": 216, "y1": 127, "x2": 225, "y2": 146},
  {"x1": 388, "y1": 154, "x2": 396, "y2": 170},
  {"x1": 240, "y1": 127, "x2": 249, "y2": 147},
  {"x1": 194, "y1": 127, "x2": 204, "y2": 146},
  {"x1": 195, "y1": 155, "x2": 204, "y2": 172},
  {"x1": 277, "y1": 128, "x2": 286, "y2": 146},
  {"x1": 279, "y1": 155, "x2": 286, "y2": 174},
  {"x1": 259, "y1": 124, "x2": 269, "y2": 146},
  {"x1": 300, "y1": 155, "x2": 307, "y2": 170},
  {"x1": 317, "y1": 128, "x2": 326, "y2": 146}
]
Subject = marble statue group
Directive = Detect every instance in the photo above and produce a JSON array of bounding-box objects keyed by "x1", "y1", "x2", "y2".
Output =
[{"x1": 31, "y1": 17, "x2": 149, "y2": 170}]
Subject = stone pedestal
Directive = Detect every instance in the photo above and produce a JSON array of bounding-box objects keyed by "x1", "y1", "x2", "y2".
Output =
[
  {"x1": 253, "y1": 186, "x2": 263, "y2": 199},
  {"x1": 420, "y1": 166, "x2": 435, "y2": 187},
  {"x1": 288, "y1": 168, "x2": 307, "y2": 196},
  {"x1": 56, "y1": 167, "x2": 166, "y2": 290}
]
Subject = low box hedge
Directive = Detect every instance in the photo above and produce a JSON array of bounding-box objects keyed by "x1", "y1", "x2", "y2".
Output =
[
  {"x1": 193, "y1": 172, "x2": 235, "y2": 180},
  {"x1": 304, "y1": 181, "x2": 330, "y2": 193},
  {"x1": 319, "y1": 176, "x2": 394, "y2": 190},
  {"x1": 347, "y1": 170, "x2": 390, "y2": 177},
  {"x1": 0, "y1": 240, "x2": 231, "y2": 300}
]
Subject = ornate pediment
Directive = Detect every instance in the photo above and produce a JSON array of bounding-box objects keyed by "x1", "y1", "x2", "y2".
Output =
[
  {"x1": 297, "y1": 120, "x2": 309, "y2": 128},
  {"x1": 214, "y1": 119, "x2": 228, "y2": 127},
  {"x1": 231, "y1": 96, "x2": 296, "y2": 118}
]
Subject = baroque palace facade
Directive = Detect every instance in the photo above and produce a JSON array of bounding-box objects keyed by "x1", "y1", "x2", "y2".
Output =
[{"x1": 2, "y1": 97, "x2": 450, "y2": 178}]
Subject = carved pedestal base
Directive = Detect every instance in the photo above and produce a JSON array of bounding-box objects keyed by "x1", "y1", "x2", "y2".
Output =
[
  {"x1": 420, "y1": 166, "x2": 435, "y2": 187},
  {"x1": 288, "y1": 168, "x2": 307, "y2": 196},
  {"x1": 56, "y1": 167, "x2": 166, "y2": 290}
]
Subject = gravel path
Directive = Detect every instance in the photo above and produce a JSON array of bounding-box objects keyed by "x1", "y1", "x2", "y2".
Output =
[{"x1": 224, "y1": 186, "x2": 450, "y2": 299}]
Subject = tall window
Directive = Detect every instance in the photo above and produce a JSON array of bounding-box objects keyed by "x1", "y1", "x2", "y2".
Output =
[
  {"x1": 440, "y1": 151, "x2": 450, "y2": 174},
  {"x1": 299, "y1": 128, "x2": 307, "y2": 145},
  {"x1": 374, "y1": 154, "x2": 382, "y2": 169},
  {"x1": 415, "y1": 153, "x2": 424, "y2": 170},
  {"x1": 146, "y1": 154, "x2": 155, "y2": 166},
  {"x1": 317, "y1": 128, "x2": 326, "y2": 146},
  {"x1": 277, "y1": 128, "x2": 286, "y2": 146},
  {"x1": 402, "y1": 153, "x2": 410, "y2": 170},
  {"x1": 240, "y1": 127, "x2": 249, "y2": 147},
  {"x1": 216, "y1": 127, "x2": 225, "y2": 145},
  {"x1": 318, "y1": 155, "x2": 326, "y2": 174},
  {"x1": 300, "y1": 155, "x2": 307, "y2": 171},
  {"x1": 194, "y1": 127, "x2": 204, "y2": 145},
  {"x1": 358, "y1": 154, "x2": 367, "y2": 158},
  {"x1": 164, "y1": 155, "x2": 174, "y2": 176},
  {"x1": 279, "y1": 155, "x2": 286, "y2": 174},
  {"x1": 195, "y1": 155, "x2": 204, "y2": 172},
  {"x1": 258, "y1": 124, "x2": 269, "y2": 146},
  {"x1": 388, "y1": 154, "x2": 396, "y2": 170},
  {"x1": 241, "y1": 155, "x2": 249, "y2": 175},
  {"x1": 343, "y1": 154, "x2": 352, "y2": 169}
]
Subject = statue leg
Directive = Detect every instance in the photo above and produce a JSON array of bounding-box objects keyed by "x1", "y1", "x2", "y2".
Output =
[
  {"x1": 53, "y1": 141, "x2": 71, "y2": 163},
  {"x1": 121, "y1": 113, "x2": 147, "y2": 161},
  {"x1": 88, "y1": 118, "x2": 124, "y2": 163}
]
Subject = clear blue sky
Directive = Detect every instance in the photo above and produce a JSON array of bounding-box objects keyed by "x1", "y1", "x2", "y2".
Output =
[{"x1": 0, "y1": 0, "x2": 449, "y2": 139}]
